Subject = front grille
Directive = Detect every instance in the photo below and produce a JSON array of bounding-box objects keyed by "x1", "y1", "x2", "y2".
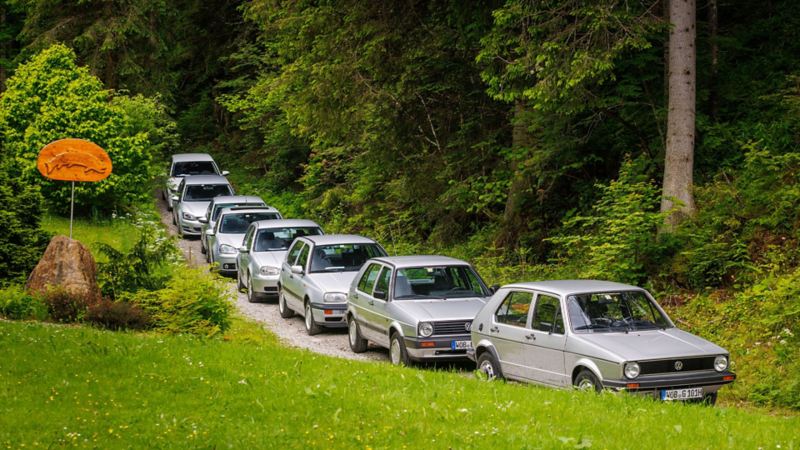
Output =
[
  {"x1": 263, "y1": 286, "x2": 278, "y2": 293},
  {"x1": 432, "y1": 320, "x2": 472, "y2": 336},
  {"x1": 639, "y1": 357, "x2": 715, "y2": 375}
]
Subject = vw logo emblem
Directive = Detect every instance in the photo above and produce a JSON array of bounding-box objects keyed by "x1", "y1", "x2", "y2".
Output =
[
  {"x1": 465, "y1": 322, "x2": 472, "y2": 332},
  {"x1": 674, "y1": 360, "x2": 683, "y2": 371}
]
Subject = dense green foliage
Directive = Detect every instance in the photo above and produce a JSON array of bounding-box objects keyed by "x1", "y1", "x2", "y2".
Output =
[
  {"x1": 1, "y1": 320, "x2": 797, "y2": 448},
  {"x1": 0, "y1": 284, "x2": 47, "y2": 320}
]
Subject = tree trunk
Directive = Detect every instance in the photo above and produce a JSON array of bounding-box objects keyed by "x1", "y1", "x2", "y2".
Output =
[
  {"x1": 708, "y1": 0, "x2": 719, "y2": 120},
  {"x1": 497, "y1": 101, "x2": 534, "y2": 248},
  {"x1": 661, "y1": 0, "x2": 697, "y2": 229}
]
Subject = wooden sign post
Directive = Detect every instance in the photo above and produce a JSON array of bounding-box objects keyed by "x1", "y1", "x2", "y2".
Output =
[{"x1": 36, "y1": 139, "x2": 112, "y2": 239}]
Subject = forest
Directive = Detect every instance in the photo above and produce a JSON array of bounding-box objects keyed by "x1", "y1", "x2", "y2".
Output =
[{"x1": 0, "y1": 0, "x2": 799, "y2": 410}]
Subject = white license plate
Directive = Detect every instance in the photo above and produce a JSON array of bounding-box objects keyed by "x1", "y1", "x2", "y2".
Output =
[
  {"x1": 661, "y1": 387, "x2": 704, "y2": 401},
  {"x1": 451, "y1": 340, "x2": 473, "y2": 350}
]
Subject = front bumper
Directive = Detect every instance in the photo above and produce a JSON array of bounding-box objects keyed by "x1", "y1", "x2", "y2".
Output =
[
  {"x1": 179, "y1": 217, "x2": 203, "y2": 236},
  {"x1": 215, "y1": 253, "x2": 238, "y2": 273},
  {"x1": 603, "y1": 370, "x2": 736, "y2": 397},
  {"x1": 251, "y1": 274, "x2": 279, "y2": 297},
  {"x1": 404, "y1": 334, "x2": 473, "y2": 361},
  {"x1": 309, "y1": 302, "x2": 347, "y2": 328}
]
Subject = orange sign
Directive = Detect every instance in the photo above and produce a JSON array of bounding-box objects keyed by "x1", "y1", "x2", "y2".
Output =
[{"x1": 36, "y1": 139, "x2": 112, "y2": 182}]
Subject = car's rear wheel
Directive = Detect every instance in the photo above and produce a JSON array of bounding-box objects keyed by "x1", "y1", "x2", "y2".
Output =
[
  {"x1": 389, "y1": 332, "x2": 410, "y2": 366},
  {"x1": 278, "y1": 290, "x2": 294, "y2": 318},
  {"x1": 574, "y1": 369, "x2": 602, "y2": 392},
  {"x1": 348, "y1": 315, "x2": 368, "y2": 353},
  {"x1": 477, "y1": 352, "x2": 503, "y2": 381},
  {"x1": 304, "y1": 302, "x2": 321, "y2": 335}
]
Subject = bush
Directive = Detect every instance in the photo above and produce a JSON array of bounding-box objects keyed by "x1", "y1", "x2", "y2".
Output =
[
  {"x1": 41, "y1": 286, "x2": 93, "y2": 323},
  {"x1": 123, "y1": 266, "x2": 232, "y2": 336},
  {"x1": 86, "y1": 299, "x2": 149, "y2": 330},
  {"x1": 0, "y1": 285, "x2": 49, "y2": 320}
]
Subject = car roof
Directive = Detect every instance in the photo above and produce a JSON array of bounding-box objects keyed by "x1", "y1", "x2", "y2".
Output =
[
  {"x1": 370, "y1": 255, "x2": 470, "y2": 269},
  {"x1": 181, "y1": 174, "x2": 231, "y2": 185},
  {"x1": 210, "y1": 195, "x2": 264, "y2": 205},
  {"x1": 171, "y1": 153, "x2": 215, "y2": 163},
  {"x1": 502, "y1": 280, "x2": 644, "y2": 297},
  {"x1": 252, "y1": 219, "x2": 321, "y2": 229},
  {"x1": 219, "y1": 206, "x2": 279, "y2": 215},
  {"x1": 300, "y1": 234, "x2": 376, "y2": 245}
]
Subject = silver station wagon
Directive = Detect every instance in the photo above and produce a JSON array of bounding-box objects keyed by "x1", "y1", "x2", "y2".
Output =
[
  {"x1": 347, "y1": 256, "x2": 491, "y2": 365},
  {"x1": 469, "y1": 280, "x2": 736, "y2": 404}
]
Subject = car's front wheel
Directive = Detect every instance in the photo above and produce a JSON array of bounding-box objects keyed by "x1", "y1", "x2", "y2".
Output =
[
  {"x1": 304, "y1": 302, "x2": 321, "y2": 336},
  {"x1": 348, "y1": 315, "x2": 368, "y2": 353},
  {"x1": 278, "y1": 290, "x2": 294, "y2": 318},
  {"x1": 477, "y1": 352, "x2": 503, "y2": 381},
  {"x1": 389, "y1": 332, "x2": 410, "y2": 366},
  {"x1": 237, "y1": 271, "x2": 245, "y2": 292},
  {"x1": 247, "y1": 277, "x2": 259, "y2": 303},
  {"x1": 574, "y1": 369, "x2": 602, "y2": 392},
  {"x1": 703, "y1": 392, "x2": 718, "y2": 406}
]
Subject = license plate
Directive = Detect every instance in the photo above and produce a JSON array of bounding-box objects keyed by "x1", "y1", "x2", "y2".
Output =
[
  {"x1": 660, "y1": 387, "x2": 704, "y2": 401},
  {"x1": 451, "y1": 340, "x2": 473, "y2": 350}
]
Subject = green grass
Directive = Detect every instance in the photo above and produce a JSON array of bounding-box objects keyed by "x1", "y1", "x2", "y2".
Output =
[
  {"x1": 0, "y1": 320, "x2": 797, "y2": 449},
  {"x1": 40, "y1": 214, "x2": 141, "y2": 262}
]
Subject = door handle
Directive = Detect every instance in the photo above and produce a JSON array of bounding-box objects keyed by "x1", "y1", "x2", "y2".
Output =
[
  {"x1": 368, "y1": 300, "x2": 374, "y2": 306},
  {"x1": 489, "y1": 326, "x2": 499, "y2": 333},
  {"x1": 525, "y1": 334, "x2": 536, "y2": 341}
]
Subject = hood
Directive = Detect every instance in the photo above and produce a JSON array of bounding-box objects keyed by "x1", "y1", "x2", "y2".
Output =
[
  {"x1": 577, "y1": 328, "x2": 728, "y2": 362},
  {"x1": 394, "y1": 297, "x2": 487, "y2": 321},
  {"x1": 252, "y1": 250, "x2": 287, "y2": 268},
  {"x1": 182, "y1": 201, "x2": 210, "y2": 218},
  {"x1": 216, "y1": 233, "x2": 246, "y2": 249},
  {"x1": 307, "y1": 271, "x2": 358, "y2": 294}
]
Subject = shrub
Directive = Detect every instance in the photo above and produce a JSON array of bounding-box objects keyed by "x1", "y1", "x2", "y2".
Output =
[
  {"x1": 0, "y1": 285, "x2": 49, "y2": 320},
  {"x1": 123, "y1": 266, "x2": 232, "y2": 336},
  {"x1": 86, "y1": 299, "x2": 149, "y2": 330},
  {"x1": 41, "y1": 286, "x2": 93, "y2": 323}
]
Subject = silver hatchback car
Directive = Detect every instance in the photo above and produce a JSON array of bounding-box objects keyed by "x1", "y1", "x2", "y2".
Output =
[
  {"x1": 347, "y1": 256, "x2": 491, "y2": 365},
  {"x1": 469, "y1": 280, "x2": 736, "y2": 404}
]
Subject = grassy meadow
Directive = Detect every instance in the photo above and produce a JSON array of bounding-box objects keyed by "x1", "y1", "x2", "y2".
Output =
[{"x1": 0, "y1": 319, "x2": 797, "y2": 449}]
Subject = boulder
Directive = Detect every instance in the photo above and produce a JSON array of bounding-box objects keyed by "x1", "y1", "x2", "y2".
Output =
[{"x1": 26, "y1": 235, "x2": 101, "y2": 302}]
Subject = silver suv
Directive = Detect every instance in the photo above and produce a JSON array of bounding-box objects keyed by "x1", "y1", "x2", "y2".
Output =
[
  {"x1": 469, "y1": 280, "x2": 735, "y2": 404},
  {"x1": 347, "y1": 256, "x2": 491, "y2": 365},
  {"x1": 278, "y1": 235, "x2": 386, "y2": 335}
]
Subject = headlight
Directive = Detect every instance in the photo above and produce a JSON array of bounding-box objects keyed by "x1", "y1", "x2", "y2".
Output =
[
  {"x1": 624, "y1": 362, "x2": 640, "y2": 379},
  {"x1": 182, "y1": 212, "x2": 196, "y2": 220},
  {"x1": 323, "y1": 292, "x2": 347, "y2": 303},
  {"x1": 714, "y1": 355, "x2": 728, "y2": 372},
  {"x1": 219, "y1": 244, "x2": 237, "y2": 254},
  {"x1": 418, "y1": 322, "x2": 434, "y2": 337},
  {"x1": 259, "y1": 265, "x2": 280, "y2": 276}
]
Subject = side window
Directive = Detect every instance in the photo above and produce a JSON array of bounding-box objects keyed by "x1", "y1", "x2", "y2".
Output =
[
  {"x1": 532, "y1": 294, "x2": 564, "y2": 334},
  {"x1": 286, "y1": 241, "x2": 304, "y2": 265},
  {"x1": 374, "y1": 267, "x2": 391, "y2": 296},
  {"x1": 297, "y1": 243, "x2": 311, "y2": 269},
  {"x1": 357, "y1": 264, "x2": 382, "y2": 293},
  {"x1": 494, "y1": 291, "x2": 533, "y2": 327}
]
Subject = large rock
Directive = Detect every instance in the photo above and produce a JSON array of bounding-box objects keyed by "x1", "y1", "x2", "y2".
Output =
[{"x1": 26, "y1": 235, "x2": 101, "y2": 301}]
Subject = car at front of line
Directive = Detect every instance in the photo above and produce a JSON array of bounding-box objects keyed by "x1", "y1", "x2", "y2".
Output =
[
  {"x1": 469, "y1": 280, "x2": 735, "y2": 405},
  {"x1": 278, "y1": 235, "x2": 387, "y2": 335},
  {"x1": 347, "y1": 255, "x2": 492, "y2": 365},
  {"x1": 236, "y1": 219, "x2": 324, "y2": 302},
  {"x1": 163, "y1": 153, "x2": 227, "y2": 211},
  {"x1": 200, "y1": 195, "x2": 267, "y2": 256},
  {"x1": 172, "y1": 175, "x2": 234, "y2": 237},
  {"x1": 207, "y1": 207, "x2": 283, "y2": 274}
]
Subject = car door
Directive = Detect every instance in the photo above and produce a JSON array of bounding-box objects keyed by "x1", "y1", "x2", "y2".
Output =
[
  {"x1": 238, "y1": 225, "x2": 255, "y2": 282},
  {"x1": 366, "y1": 265, "x2": 393, "y2": 347},
  {"x1": 526, "y1": 292, "x2": 569, "y2": 386},
  {"x1": 173, "y1": 179, "x2": 186, "y2": 223},
  {"x1": 281, "y1": 240, "x2": 305, "y2": 303},
  {"x1": 489, "y1": 290, "x2": 535, "y2": 381},
  {"x1": 351, "y1": 263, "x2": 383, "y2": 341},
  {"x1": 287, "y1": 242, "x2": 311, "y2": 312}
]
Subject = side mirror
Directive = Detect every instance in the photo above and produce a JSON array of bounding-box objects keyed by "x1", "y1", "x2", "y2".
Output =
[
  {"x1": 171, "y1": 195, "x2": 180, "y2": 202},
  {"x1": 291, "y1": 265, "x2": 304, "y2": 275},
  {"x1": 220, "y1": 170, "x2": 230, "y2": 176},
  {"x1": 239, "y1": 246, "x2": 248, "y2": 253},
  {"x1": 199, "y1": 217, "x2": 208, "y2": 224},
  {"x1": 374, "y1": 290, "x2": 387, "y2": 300},
  {"x1": 489, "y1": 284, "x2": 500, "y2": 294},
  {"x1": 206, "y1": 231, "x2": 215, "y2": 237}
]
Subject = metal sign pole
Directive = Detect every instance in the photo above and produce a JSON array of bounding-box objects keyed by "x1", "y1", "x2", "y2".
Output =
[{"x1": 69, "y1": 181, "x2": 74, "y2": 239}]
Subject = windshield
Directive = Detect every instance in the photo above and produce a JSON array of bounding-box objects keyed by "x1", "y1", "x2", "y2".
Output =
[
  {"x1": 183, "y1": 184, "x2": 232, "y2": 201},
  {"x1": 172, "y1": 161, "x2": 217, "y2": 176},
  {"x1": 212, "y1": 202, "x2": 265, "y2": 221},
  {"x1": 567, "y1": 291, "x2": 671, "y2": 333},
  {"x1": 308, "y1": 243, "x2": 385, "y2": 273},
  {"x1": 219, "y1": 212, "x2": 281, "y2": 234},
  {"x1": 394, "y1": 265, "x2": 487, "y2": 300},
  {"x1": 254, "y1": 227, "x2": 322, "y2": 252}
]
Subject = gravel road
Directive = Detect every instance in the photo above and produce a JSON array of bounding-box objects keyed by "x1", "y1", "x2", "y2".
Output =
[{"x1": 156, "y1": 193, "x2": 389, "y2": 362}]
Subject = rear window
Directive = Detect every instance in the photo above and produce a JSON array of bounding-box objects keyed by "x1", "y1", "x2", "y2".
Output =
[
  {"x1": 172, "y1": 161, "x2": 217, "y2": 176},
  {"x1": 183, "y1": 184, "x2": 232, "y2": 201}
]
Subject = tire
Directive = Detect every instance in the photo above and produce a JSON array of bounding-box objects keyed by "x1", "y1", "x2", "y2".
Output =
[
  {"x1": 278, "y1": 290, "x2": 294, "y2": 318},
  {"x1": 477, "y1": 351, "x2": 503, "y2": 381},
  {"x1": 348, "y1": 315, "x2": 368, "y2": 353},
  {"x1": 703, "y1": 392, "x2": 718, "y2": 406},
  {"x1": 237, "y1": 271, "x2": 245, "y2": 292},
  {"x1": 304, "y1": 301, "x2": 322, "y2": 336},
  {"x1": 247, "y1": 277, "x2": 259, "y2": 303},
  {"x1": 574, "y1": 369, "x2": 602, "y2": 392},
  {"x1": 200, "y1": 242, "x2": 206, "y2": 254},
  {"x1": 389, "y1": 331, "x2": 410, "y2": 366}
]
